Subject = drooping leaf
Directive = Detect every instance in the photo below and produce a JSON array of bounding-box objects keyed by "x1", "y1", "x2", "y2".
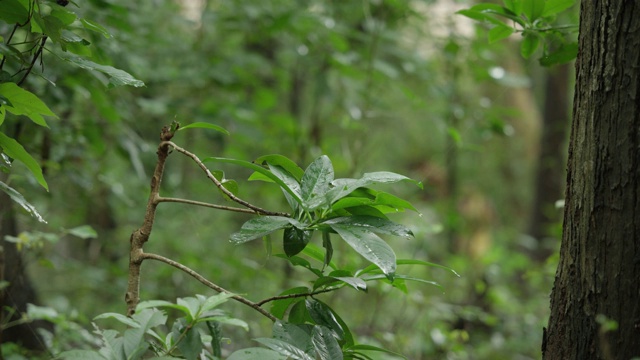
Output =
[
  {"x1": 520, "y1": 32, "x2": 540, "y2": 58},
  {"x1": 489, "y1": 23, "x2": 515, "y2": 43},
  {"x1": 80, "y1": 18, "x2": 112, "y2": 38},
  {"x1": 301, "y1": 243, "x2": 338, "y2": 270},
  {"x1": 321, "y1": 231, "x2": 333, "y2": 269},
  {"x1": 274, "y1": 254, "x2": 324, "y2": 277},
  {"x1": 177, "y1": 121, "x2": 229, "y2": 134},
  {"x1": 539, "y1": 41, "x2": 578, "y2": 66},
  {"x1": 230, "y1": 216, "x2": 296, "y2": 244},
  {"x1": 325, "y1": 171, "x2": 420, "y2": 208},
  {"x1": 176, "y1": 324, "x2": 203, "y2": 360},
  {"x1": 329, "y1": 224, "x2": 396, "y2": 279},
  {"x1": 60, "y1": 54, "x2": 145, "y2": 88},
  {"x1": 0, "y1": 132, "x2": 48, "y2": 191},
  {"x1": 301, "y1": 155, "x2": 334, "y2": 210},
  {"x1": 503, "y1": 0, "x2": 523, "y2": 15},
  {"x1": 67, "y1": 225, "x2": 97, "y2": 239},
  {"x1": 204, "y1": 157, "x2": 302, "y2": 203},
  {"x1": 206, "y1": 322, "x2": 222, "y2": 358},
  {"x1": 272, "y1": 321, "x2": 315, "y2": 355},
  {"x1": 0, "y1": 0, "x2": 29, "y2": 24},
  {"x1": 305, "y1": 299, "x2": 343, "y2": 339},
  {"x1": 0, "y1": 181, "x2": 46, "y2": 223},
  {"x1": 0, "y1": 82, "x2": 57, "y2": 127},
  {"x1": 283, "y1": 227, "x2": 312, "y2": 257},
  {"x1": 227, "y1": 347, "x2": 287, "y2": 360},
  {"x1": 312, "y1": 325, "x2": 343, "y2": 360},
  {"x1": 323, "y1": 216, "x2": 414, "y2": 239}
]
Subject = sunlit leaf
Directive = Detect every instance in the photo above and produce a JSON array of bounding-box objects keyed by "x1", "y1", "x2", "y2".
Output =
[{"x1": 0, "y1": 132, "x2": 48, "y2": 191}]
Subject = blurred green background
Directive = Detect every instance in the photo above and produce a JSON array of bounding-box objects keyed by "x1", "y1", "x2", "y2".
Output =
[{"x1": 1, "y1": 0, "x2": 577, "y2": 358}]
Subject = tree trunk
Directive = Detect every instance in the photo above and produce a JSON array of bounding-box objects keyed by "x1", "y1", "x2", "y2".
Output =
[{"x1": 543, "y1": 1, "x2": 640, "y2": 359}]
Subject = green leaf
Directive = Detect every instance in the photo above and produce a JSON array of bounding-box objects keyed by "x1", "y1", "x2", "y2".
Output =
[
  {"x1": 520, "y1": 32, "x2": 540, "y2": 58},
  {"x1": 305, "y1": 299, "x2": 343, "y2": 339},
  {"x1": 94, "y1": 312, "x2": 141, "y2": 328},
  {"x1": 254, "y1": 154, "x2": 304, "y2": 180},
  {"x1": 321, "y1": 231, "x2": 333, "y2": 269},
  {"x1": 177, "y1": 122, "x2": 229, "y2": 134},
  {"x1": 323, "y1": 216, "x2": 414, "y2": 239},
  {"x1": 0, "y1": 43, "x2": 27, "y2": 64},
  {"x1": 204, "y1": 157, "x2": 302, "y2": 204},
  {"x1": 270, "y1": 287, "x2": 310, "y2": 319},
  {"x1": 329, "y1": 224, "x2": 396, "y2": 279},
  {"x1": 255, "y1": 338, "x2": 315, "y2": 360},
  {"x1": 268, "y1": 164, "x2": 302, "y2": 210},
  {"x1": 60, "y1": 54, "x2": 145, "y2": 88},
  {"x1": 274, "y1": 254, "x2": 324, "y2": 277},
  {"x1": 80, "y1": 18, "x2": 112, "y2": 38},
  {"x1": 331, "y1": 191, "x2": 418, "y2": 213},
  {"x1": 0, "y1": 181, "x2": 46, "y2": 223},
  {"x1": 489, "y1": 23, "x2": 515, "y2": 43},
  {"x1": 230, "y1": 216, "x2": 296, "y2": 244},
  {"x1": 360, "y1": 274, "x2": 443, "y2": 291},
  {"x1": 301, "y1": 155, "x2": 334, "y2": 210},
  {"x1": 300, "y1": 243, "x2": 338, "y2": 270},
  {"x1": 325, "y1": 172, "x2": 420, "y2": 208},
  {"x1": 396, "y1": 259, "x2": 460, "y2": 277},
  {"x1": 0, "y1": 82, "x2": 57, "y2": 127},
  {"x1": 522, "y1": 0, "x2": 544, "y2": 21},
  {"x1": 283, "y1": 227, "x2": 312, "y2": 257},
  {"x1": 67, "y1": 225, "x2": 97, "y2": 239},
  {"x1": 503, "y1": 0, "x2": 523, "y2": 14},
  {"x1": 0, "y1": 0, "x2": 29, "y2": 24},
  {"x1": 272, "y1": 321, "x2": 315, "y2": 355},
  {"x1": 200, "y1": 292, "x2": 235, "y2": 314},
  {"x1": 0, "y1": 132, "x2": 48, "y2": 191},
  {"x1": 206, "y1": 322, "x2": 222, "y2": 358},
  {"x1": 312, "y1": 325, "x2": 343, "y2": 360},
  {"x1": 541, "y1": 0, "x2": 574, "y2": 17},
  {"x1": 227, "y1": 348, "x2": 286, "y2": 360},
  {"x1": 539, "y1": 41, "x2": 578, "y2": 66},
  {"x1": 177, "y1": 325, "x2": 203, "y2": 360}
]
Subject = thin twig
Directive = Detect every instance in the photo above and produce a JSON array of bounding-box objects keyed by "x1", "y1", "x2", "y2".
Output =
[
  {"x1": 17, "y1": 35, "x2": 47, "y2": 86},
  {"x1": 256, "y1": 288, "x2": 337, "y2": 307},
  {"x1": 157, "y1": 197, "x2": 259, "y2": 214},
  {"x1": 141, "y1": 252, "x2": 277, "y2": 322},
  {"x1": 163, "y1": 141, "x2": 289, "y2": 217}
]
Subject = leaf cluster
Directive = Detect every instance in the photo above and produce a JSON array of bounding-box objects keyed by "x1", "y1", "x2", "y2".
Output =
[{"x1": 457, "y1": 0, "x2": 578, "y2": 65}]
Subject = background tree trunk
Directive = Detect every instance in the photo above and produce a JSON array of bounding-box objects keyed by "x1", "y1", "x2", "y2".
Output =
[{"x1": 543, "y1": 1, "x2": 640, "y2": 359}]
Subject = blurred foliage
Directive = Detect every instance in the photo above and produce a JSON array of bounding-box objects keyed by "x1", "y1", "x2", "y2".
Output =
[{"x1": 0, "y1": 0, "x2": 577, "y2": 359}]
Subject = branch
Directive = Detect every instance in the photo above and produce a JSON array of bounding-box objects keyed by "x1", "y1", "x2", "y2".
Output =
[
  {"x1": 141, "y1": 252, "x2": 277, "y2": 322},
  {"x1": 17, "y1": 36, "x2": 47, "y2": 86},
  {"x1": 256, "y1": 288, "x2": 337, "y2": 307},
  {"x1": 125, "y1": 125, "x2": 175, "y2": 316},
  {"x1": 163, "y1": 141, "x2": 288, "y2": 217},
  {"x1": 157, "y1": 197, "x2": 259, "y2": 214}
]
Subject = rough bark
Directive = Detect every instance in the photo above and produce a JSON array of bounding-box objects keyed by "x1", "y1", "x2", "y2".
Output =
[{"x1": 543, "y1": 1, "x2": 640, "y2": 359}]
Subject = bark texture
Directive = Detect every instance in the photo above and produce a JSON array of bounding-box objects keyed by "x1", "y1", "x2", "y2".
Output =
[{"x1": 543, "y1": 1, "x2": 640, "y2": 359}]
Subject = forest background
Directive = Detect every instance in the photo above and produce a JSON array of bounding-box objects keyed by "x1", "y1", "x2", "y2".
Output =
[{"x1": 0, "y1": 0, "x2": 579, "y2": 359}]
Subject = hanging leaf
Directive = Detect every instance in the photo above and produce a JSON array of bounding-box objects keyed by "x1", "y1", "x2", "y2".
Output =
[
  {"x1": 270, "y1": 287, "x2": 310, "y2": 319},
  {"x1": 283, "y1": 227, "x2": 312, "y2": 257},
  {"x1": 255, "y1": 154, "x2": 305, "y2": 180},
  {"x1": 321, "y1": 231, "x2": 333, "y2": 269},
  {"x1": 0, "y1": 82, "x2": 57, "y2": 127},
  {"x1": 329, "y1": 224, "x2": 396, "y2": 279},
  {"x1": 311, "y1": 325, "x2": 343, "y2": 360},
  {"x1": 305, "y1": 299, "x2": 343, "y2": 339},
  {"x1": 0, "y1": 132, "x2": 48, "y2": 191},
  {"x1": 489, "y1": 23, "x2": 515, "y2": 43},
  {"x1": 272, "y1": 321, "x2": 315, "y2": 355},
  {"x1": 520, "y1": 32, "x2": 540, "y2": 59},
  {"x1": 60, "y1": 54, "x2": 145, "y2": 88},
  {"x1": 0, "y1": 181, "x2": 46, "y2": 223}
]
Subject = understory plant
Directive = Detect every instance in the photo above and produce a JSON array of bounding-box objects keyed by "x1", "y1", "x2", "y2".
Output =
[{"x1": 57, "y1": 122, "x2": 457, "y2": 360}]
